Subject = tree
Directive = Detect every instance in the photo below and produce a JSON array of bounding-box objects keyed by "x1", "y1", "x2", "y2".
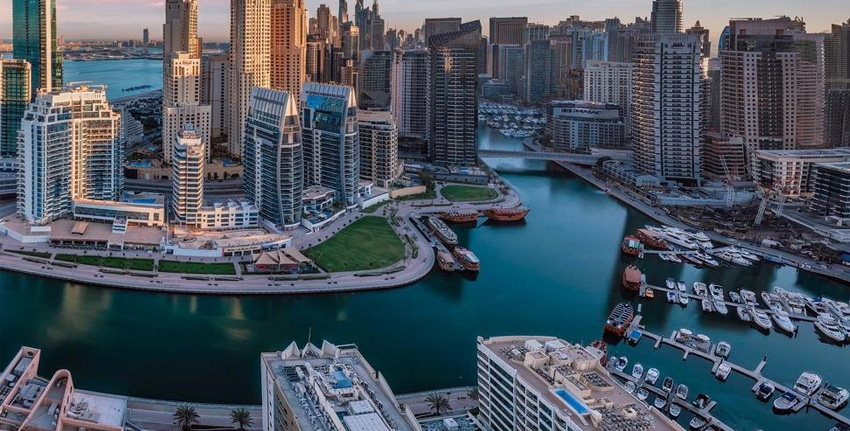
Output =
[
  {"x1": 230, "y1": 407, "x2": 253, "y2": 431},
  {"x1": 425, "y1": 393, "x2": 452, "y2": 416},
  {"x1": 173, "y1": 404, "x2": 200, "y2": 431}
]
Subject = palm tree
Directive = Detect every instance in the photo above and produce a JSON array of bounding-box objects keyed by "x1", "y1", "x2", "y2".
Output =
[
  {"x1": 425, "y1": 393, "x2": 452, "y2": 416},
  {"x1": 467, "y1": 387, "x2": 479, "y2": 401},
  {"x1": 173, "y1": 404, "x2": 200, "y2": 431},
  {"x1": 230, "y1": 408, "x2": 253, "y2": 431}
]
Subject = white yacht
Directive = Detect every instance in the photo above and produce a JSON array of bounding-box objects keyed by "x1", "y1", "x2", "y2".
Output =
[
  {"x1": 665, "y1": 277, "x2": 676, "y2": 290},
  {"x1": 714, "y1": 300, "x2": 728, "y2": 315},
  {"x1": 702, "y1": 298, "x2": 714, "y2": 313},
  {"x1": 715, "y1": 341, "x2": 731, "y2": 358},
  {"x1": 815, "y1": 313, "x2": 847, "y2": 343},
  {"x1": 794, "y1": 372, "x2": 823, "y2": 396},
  {"x1": 817, "y1": 383, "x2": 849, "y2": 410},
  {"x1": 740, "y1": 289, "x2": 758, "y2": 306},
  {"x1": 737, "y1": 306, "x2": 751, "y2": 322},
  {"x1": 636, "y1": 387, "x2": 650, "y2": 401},
  {"x1": 615, "y1": 356, "x2": 628, "y2": 372},
  {"x1": 667, "y1": 291, "x2": 679, "y2": 303},
  {"x1": 675, "y1": 383, "x2": 689, "y2": 400},
  {"x1": 680, "y1": 295, "x2": 690, "y2": 306},
  {"x1": 668, "y1": 404, "x2": 681, "y2": 418},
  {"x1": 774, "y1": 392, "x2": 801, "y2": 412},
  {"x1": 645, "y1": 368, "x2": 660, "y2": 385},
  {"x1": 676, "y1": 281, "x2": 687, "y2": 293},
  {"x1": 715, "y1": 363, "x2": 731, "y2": 381},
  {"x1": 752, "y1": 308, "x2": 773, "y2": 331},
  {"x1": 775, "y1": 286, "x2": 807, "y2": 315},
  {"x1": 632, "y1": 363, "x2": 644, "y2": 380},
  {"x1": 709, "y1": 284, "x2": 724, "y2": 301},
  {"x1": 663, "y1": 231, "x2": 699, "y2": 250},
  {"x1": 693, "y1": 282, "x2": 708, "y2": 296},
  {"x1": 729, "y1": 291, "x2": 742, "y2": 303},
  {"x1": 771, "y1": 310, "x2": 797, "y2": 334}
]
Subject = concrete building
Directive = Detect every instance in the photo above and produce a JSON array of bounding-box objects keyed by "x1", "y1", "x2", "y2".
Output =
[
  {"x1": 524, "y1": 39, "x2": 552, "y2": 105},
  {"x1": 17, "y1": 86, "x2": 123, "y2": 225},
  {"x1": 306, "y1": 36, "x2": 331, "y2": 83},
  {"x1": 163, "y1": 0, "x2": 199, "y2": 56},
  {"x1": 201, "y1": 54, "x2": 230, "y2": 139},
  {"x1": 244, "y1": 88, "x2": 304, "y2": 229},
  {"x1": 163, "y1": 52, "x2": 212, "y2": 161},
  {"x1": 826, "y1": 19, "x2": 850, "y2": 82},
  {"x1": 827, "y1": 87, "x2": 850, "y2": 147},
  {"x1": 73, "y1": 195, "x2": 166, "y2": 229},
  {"x1": 390, "y1": 49, "x2": 428, "y2": 140},
  {"x1": 751, "y1": 148, "x2": 850, "y2": 198},
  {"x1": 0, "y1": 59, "x2": 31, "y2": 158},
  {"x1": 423, "y1": 17, "x2": 461, "y2": 42},
  {"x1": 476, "y1": 335, "x2": 682, "y2": 431},
  {"x1": 271, "y1": 0, "x2": 307, "y2": 107},
  {"x1": 260, "y1": 341, "x2": 422, "y2": 431},
  {"x1": 0, "y1": 347, "x2": 128, "y2": 431},
  {"x1": 358, "y1": 110, "x2": 401, "y2": 187},
  {"x1": 12, "y1": 0, "x2": 62, "y2": 96},
  {"x1": 702, "y1": 134, "x2": 746, "y2": 181},
  {"x1": 583, "y1": 61, "x2": 632, "y2": 137},
  {"x1": 632, "y1": 34, "x2": 703, "y2": 183},
  {"x1": 427, "y1": 20, "x2": 481, "y2": 165},
  {"x1": 549, "y1": 101, "x2": 624, "y2": 152},
  {"x1": 172, "y1": 127, "x2": 205, "y2": 227},
  {"x1": 358, "y1": 50, "x2": 392, "y2": 109},
  {"x1": 301, "y1": 83, "x2": 360, "y2": 208},
  {"x1": 488, "y1": 17, "x2": 527, "y2": 76},
  {"x1": 810, "y1": 162, "x2": 850, "y2": 220},
  {"x1": 229, "y1": 0, "x2": 271, "y2": 157},
  {"x1": 685, "y1": 21, "x2": 710, "y2": 58},
  {"x1": 650, "y1": 0, "x2": 683, "y2": 34}
]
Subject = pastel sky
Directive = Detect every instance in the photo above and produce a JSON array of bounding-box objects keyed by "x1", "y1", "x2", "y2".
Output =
[{"x1": 0, "y1": 0, "x2": 847, "y2": 43}]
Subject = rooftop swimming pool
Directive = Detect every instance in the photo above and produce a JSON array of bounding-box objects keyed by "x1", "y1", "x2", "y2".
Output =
[{"x1": 553, "y1": 388, "x2": 590, "y2": 415}]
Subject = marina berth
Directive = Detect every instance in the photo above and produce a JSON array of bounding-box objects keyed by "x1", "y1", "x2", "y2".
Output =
[{"x1": 773, "y1": 392, "x2": 801, "y2": 412}]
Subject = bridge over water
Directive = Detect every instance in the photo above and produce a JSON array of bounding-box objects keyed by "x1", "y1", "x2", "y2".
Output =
[{"x1": 478, "y1": 149, "x2": 606, "y2": 165}]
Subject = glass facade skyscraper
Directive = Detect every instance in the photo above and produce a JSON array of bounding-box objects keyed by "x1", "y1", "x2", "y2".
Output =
[
  {"x1": 0, "y1": 60, "x2": 32, "y2": 158},
  {"x1": 12, "y1": 0, "x2": 62, "y2": 97}
]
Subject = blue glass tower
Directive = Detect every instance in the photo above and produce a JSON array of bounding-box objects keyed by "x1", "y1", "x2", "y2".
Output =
[{"x1": 13, "y1": 0, "x2": 63, "y2": 97}]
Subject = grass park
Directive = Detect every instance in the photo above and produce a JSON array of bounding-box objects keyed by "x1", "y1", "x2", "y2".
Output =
[
  {"x1": 55, "y1": 254, "x2": 155, "y2": 271},
  {"x1": 303, "y1": 216, "x2": 405, "y2": 272},
  {"x1": 440, "y1": 185, "x2": 498, "y2": 202},
  {"x1": 157, "y1": 260, "x2": 237, "y2": 275}
]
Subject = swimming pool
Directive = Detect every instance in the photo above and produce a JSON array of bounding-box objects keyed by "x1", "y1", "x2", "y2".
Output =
[{"x1": 552, "y1": 388, "x2": 590, "y2": 415}]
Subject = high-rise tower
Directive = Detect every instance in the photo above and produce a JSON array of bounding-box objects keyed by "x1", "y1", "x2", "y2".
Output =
[
  {"x1": 650, "y1": 0, "x2": 683, "y2": 34},
  {"x1": 12, "y1": 0, "x2": 62, "y2": 96},
  {"x1": 229, "y1": 0, "x2": 271, "y2": 158},
  {"x1": 163, "y1": 0, "x2": 199, "y2": 56},
  {"x1": 271, "y1": 0, "x2": 307, "y2": 107}
]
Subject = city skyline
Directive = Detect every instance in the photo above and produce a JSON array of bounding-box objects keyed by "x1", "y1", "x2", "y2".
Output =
[{"x1": 0, "y1": 0, "x2": 846, "y2": 47}]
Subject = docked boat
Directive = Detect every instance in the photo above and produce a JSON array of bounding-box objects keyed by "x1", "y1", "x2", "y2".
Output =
[
  {"x1": 805, "y1": 296, "x2": 832, "y2": 315},
  {"x1": 693, "y1": 393, "x2": 711, "y2": 409},
  {"x1": 815, "y1": 313, "x2": 846, "y2": 343},
  {"x1": 794, "y1": 372, "x2": 823, "y2": 396},
  {"x1": 631, "y1": 363, "x2": 644, "y2": 380},
  {"x1": 427, "y1": 216, "x2": 458, "y2": 246},
  {"x1": 818, "y1": 383, "x2": 850, "y2": 410},
  {"x1": 654, "y1": 396, "x2": 667, "y2": 409},
  {"x1": 696, "y1": 252, "x2": 720, "y2": 267},
  {"x1": 668, "y1": 404, "x2": 681, "y2": 419},
  {"x1": 667, "y1": 254, "x2": 683, "y2": 264},
  {"x1": 436, "y1": 250, "x2": 456, "y2": 271},
  {"x1": 728, "y1": 291, "x2": 742, "y2": 303},
  {"x1": 709, "y1": 284, "x2": 725, "y2": 301},
  {"x1": 615, "y1": 356, "x2": 628, "y2": 372},
  {"x1": 604, "y1": 302, "x2": 635, "y2": 337},
  {"x1": 439, "y1": 211, "x2": 479, "y2": 224},
  {"x1": 688, "y1": 416, "x2": 706, "y2": 429},
  {"x1": 645, "y1": 368, "x2": 660, "y2": 385},
  {"x1": 715, "y1": 341, "x2": 731, "y2": 358},
  {"x1": 693, "y1": 282, "x2": 708, "y2": 296},
  {"x1": 663, "y1": 231, "x2": 699, "y2": 250},
  {"x1": 622, "y1": 265, "x2": 642, "y2": 291},
  {"x1": 483, "y1": 207, "x2": 529, "y2": 222},
  {"x1": 680, "y1": 294, "x2": 690, "y2": 306},
  {"x1": 676, "y1": 281, "x2": 687, "y2": 293},
  {"x1": 715, "y1": 363, "x2": 731, "y2": 381},
  {"x1": 624, "y1": 380, "x2": 636, "y2": 394},
  {"x1": 761, "y1": 291, "x2": 783, "y2": 311},
  {"x1": 737, "y1": 305, "x2": 752, "y2": 322},
  {"x1": 771, "y1": 310, "x2": 797, "y2": 334},
  {"x1": 453, "y1": 247, "x2": 480, "y2": 271},
  {"x1": 740, "y1": 289, "x2": 758, "y2": 306},
  {"x1": 636, "y1": 387, "x2": 650, "y2": 401},
  {"x1": 621, "y1": 236, "x2": 641, "y2": 256},
  {"x1": 830, "y1": 424, "x2": 850, "y2": 431},
  {"x1": 773, "y1": 392, "x2": 801, "y2": 412},
  {"x1": 675, "y1": 383, "x2": 689, "y2": 400},
  {"x1": 714, "y1": 300, "x2": 728, "y2": 315},
  {"x1": 662, "y1": 377, "x2": 674, "y2": 393},
  {"x1": 755, "y1": 381, "x2": 776, "y2": 401},
  {"x1": 775, "y1": 286, "x2": 807, "y2": 315},
  {"x1": 666, "y1": 278, "x2": 676, "y2": 290},
  {"x1": 668, "y1": 291, "x2": 679, "y2": 304},
  {"x1": 636, "y1": 228, "x2": 669, "y2": 249},
  {"x1": 659, "y1": 253, "x2": 671, "y2": 262},
  {"x1": 752, "y1": 308, "x2": 773, "y2": 331},
  {"x1": 645, "y1": 287, "x2": 655, "y2": 299},
  {"x1": 680, "y1": 253, "x2": 703, "y2": 266},
  {"x1": 701, "y1": 298, "x2": 713, "y2": 313}
]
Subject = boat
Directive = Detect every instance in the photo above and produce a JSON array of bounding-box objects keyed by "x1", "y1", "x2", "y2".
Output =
[
  {"x1": 815, "y1": 313, "x2": 847, "y2": 343},
  {"x1": 589, "y1": 339, "x2": 609, "y2": 366},
  {"x1": 645, "y1": 287, "x2": 655, "y2": 299},
  {"x1": 427, "y1": 216, "x2": 458, "y2": 245},
  {"x1": 636, "y1": 387, "x2": 650, "y2": 401},
  {"x1": 615, "y1": 356, "x2": 628, "y2": 372},
  {"x1": 680, "y1": 253, "x2": 703, "y2": 266},
  {"x1": 483, "y1": 207, "x2": 529, "y2": 222},
  {"x1": 755, "y1": 381, "x2": 776, "y2": 401},
  {"x1": 667, "y1": 254, "x2": 683, "y2": 264},
  {"x1": 771, "y1": 310, "x2": 797, "y2": 334},
  {"x1": 668, "y1": 291, "x2": 679, "y2": 304},
  {"x1": 436, "y1": 250, "x2": 456, "y2": 271},
  {"x1": 636, "y1": 228, "x2": 669, "y2": 249},
  {"x1": 676, "y1": 281, "x2": 687, "y2": 293},
  {"x1": 666, "y1": 278, "x2": 676, "y2": 290},
  {"x1": 794, "y1": 372, "x2": 823, "y2": 396},
  {"x1": 715, "y1": 341, "x2": 731, "y2": 358},
  {"x1": 773, "y1": 392, "x2": 801, "y2": 412},
  {"x1": 622, "y1": 265, "x2": 642, "y2": 291},
  {"x1": 728, "y1": 291, "x2": 742, "y2": 303},
  {"x1": 751, "y1": 308, "x2": 773, "y2": 331},
  {"x1": 805, "y1": 296, "x2": 832, "y2": 315},
  {"x1": 675, "y1": 383, "x2": 689, "y2": 400},
  {"x1": 654, "y1": 396, "x2": 667, "y2": 409},
  {"x1": 708, "y1": 284, "x2": 724, "y2": 301},
  {"x1": 818, "y1": 383, "x2": 850, "y2": 410},
  {"x1": 645, "y1": 368, "x2": 660, "y2": 385},
  {"x1": 715, "y1": 363, "x2": 731, "y2": 381},
  {"x1": 663, "y1": 231, "x2": 699, "y2": 250},
  {"x1": 621, "y1": 236, "x2": 641, "y2": 256},
  {"x1": 624, "y1": 380, "x2": 636, "y2": 394},
  {"x1": 693, "y1": 282, "x2": 708, "y2": 296},
  {"x1": 740, "y1": 289, "x2": 758, "y2": 306},
  {"x1": 439, "y1": 211, "x2": 479, "y2": 224},
  {"x1": 688, "y1": 416, "x2": 706, "y2": 429},
  {"x1": 729, "y1": 253, "x2": 753, "y2": 266},
  {"x1": 701, "y1": 298, "x2": 713, "y2": 313},
  {"x1": 453, "y1": 247, "x2": 480, "y2": 271},
  {"x1": 669, "y1": 404, "x2": 681, "y2": 418},
  {"x1": 695, "y1": 252, "x2": 720, "y2": 267},
  {"x1": 761, "y1": 291, "x2": 782, "y2": 310},
  {"x1": 775, "y1": 286, "x2": 807, "y2": 315},
  {"x1": 680, "y1": 294, "x2": 690, "y2": 306},
  {"x1": 659, "y1": 253, "x2": 671, "y2": 262},
  {"x1": 604, "y1": 302, "x2": 635, "y2": 337},
  {"x1": 631, "y1": 363, "x2": 644, "y2": 380},
  {"x1": 737, "y1": 306, "x2": 752, "y2": 322},
  {"x1": 662, "y1": 377, "x2": 674, "y2": 393},
  {"x1": 693, "y1": 393, "x2": 711, "y2": 409},
  {"x1": 713, "y1": 300, "x2": 728, "y2": 315}
]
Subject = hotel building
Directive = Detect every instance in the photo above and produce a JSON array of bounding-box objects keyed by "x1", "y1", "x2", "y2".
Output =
[
  {"x1": 582, "y1": 61, "x2": 632, "y2": 137},
  {"x1": 549, "y1": 101, "x2": 624, "y2": 152},
  {"x1": 162, "y1": 52, "x2": 212, "y2": 161}
]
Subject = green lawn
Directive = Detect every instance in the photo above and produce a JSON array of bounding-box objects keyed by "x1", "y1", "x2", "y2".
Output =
[
  {"x1": 55, "y1": 254, "x2": 155, "y2": 271},
  {"x1": 440, "y1": 185, "x2": 497, "y2": 202},
  {"x1": 158, "y1": 260, "x2": 237, "y2": 275},
  {"x1": 303, "y1": 216, "x2": 405, "y2": 272},
  {"x1": 393, "y1": 188, "x2": 437, "y2": 201},
  {"x1": 6, "y1": 249, "x2": 52, "y2": 259}
]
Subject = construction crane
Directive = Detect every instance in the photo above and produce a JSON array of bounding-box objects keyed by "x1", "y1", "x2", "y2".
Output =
[
  {"x1": 719, "y1": 154, "x2": 735, "y2": 207},
  {"x1": 754, "y1": 181, "x2": 787, "y2": 226}
]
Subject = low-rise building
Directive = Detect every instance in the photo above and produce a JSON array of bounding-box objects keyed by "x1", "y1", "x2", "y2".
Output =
[
  {"x1": 72, "y1": 194, "x2": 166, "y2": 229},
  {"x1": 260, "y1": 341, "x2": 421, "y2": 431},
  {"x1": 810, "y1": 162, "x2": 850, "y2": 221},
  {"x1": 600, "y1": 160, "x2": 661, "y2": 188},
  {"x1": 702, "y1": 134, "x2": 746, "y2": 181},
  {"x1": 549, "y1": 101, "x2": 624, "y2": 153},
  {"x1": 751, "y1": 149, "x2": 850, "y2": 198},
  {"x1": 196, "y1": 200, "x2": 260, "y2": 231}
]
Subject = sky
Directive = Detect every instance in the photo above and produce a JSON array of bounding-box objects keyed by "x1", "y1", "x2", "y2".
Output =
[{"x1": 0, "y1": 0, "x2": 847, "y2": 44}]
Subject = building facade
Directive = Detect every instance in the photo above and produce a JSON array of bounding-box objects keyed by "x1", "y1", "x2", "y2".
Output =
[
  {"x1": 650, "y1": 0, "x2": 683, "y2": 34},
  {"x1": 358, "y1": 50, "x2": 393, "y2": 109},
  {"x1": 163, "y1": 52, "x2": 212, "y2": 161},
  {"x1": 582, "y1": 60, "x2": 632, "y2": 137},
  {"x1": 244, "y1": 88, "x2": 304, "y2": 229},
  {"x1": 390, "y1": 49, "x2": 428, "y2": 140},
  {"x1": 524, "y1": 40, "x2": 552, "y2": 105},
  {"x1": 12, "y1": 0, "x2": 62, "y2": 96},
  {"x1": 270, "y1": 0, "x2": 307, "y2": 107},
  {"x1": 163, "y1": 0, "x2": 199, "y2": 56},
  {"x1": 201, "y1": 54, "x2": 230, "y2": 139},
  {"x1": 0, "y1": 59, "x2": 31, "y2": 158},
  {"x1": 172, "y1": 127, "x2": 205, "y2": 227},
  {"x1": 229, "y1": 0, "x2": 271, "y2": 157},
  {"x1": 358, "y1": 110, "x2": 401, "y2": 188},
  {"x1": 549, "y1": 101, "x2": 624, "y2": 152},
  {"x1": 810, "y1": 162, "x2": 850, "y2": 220}
]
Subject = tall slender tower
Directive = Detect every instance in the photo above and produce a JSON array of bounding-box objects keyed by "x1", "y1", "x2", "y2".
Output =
[
  {"x1": 650, "y1": 0, "x2": 683, "y2": 34},
  {"x1": 172, "y1": 126, "x2": 205, "y2": 227},
  {"x1": 12, "y1": 0, "x2": 62, "y2": 96},
  {"x1": 229, "y1": 0, "x2": 271, "y2": 158},
  {"x1": 1, "y1": 60, "x2": 31, "y2": 158},
  {"x1": 163, "y1": 0, "x2": 199, "y2": 57},
  {"x1": 271, "y1": 0, "x2": 307, "y2": 107},
  {"x1": 338, "y1": 0, "x2": 348, "y2": 24}
]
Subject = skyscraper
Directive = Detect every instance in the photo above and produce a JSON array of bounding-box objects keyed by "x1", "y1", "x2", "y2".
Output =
[
  {"x1": 632, "y1": 33, "x2": 703, "y2": 183},
  {"x1": 524, "y1": 39, "x2": 552, "y2": 105},
  {"x1": 391, "y1": 49, "x2": 429, "y2": 140},
  {"x1": 271, "y1": 0, "x2": 307, "y2": 107},
  {"x1": 338, "y1": 0, "x2": 348, "y2": 24},
  {"x1": 229, "y1": 0, "x2": 271, "y2": 157},
  {"x1": 0, "y1": 60, "x2": 31, "y2": 158},
  {"x1": 650, "y1": 0, "x2": 683, "y2": 34},
  {"x1": 358, "y1": 110, "x2": 401, "y2": 187},
  {"x1": 243, "y1": 88, "x2": 303, "y2": 229},
  {"x1": 685, "y1": 21, "x2": 710, "y2": 58},
  {"x1": 12, "y1": 0, "x2": 62, "y2": 96},
  {"x1": 201, "y1": 54, "x2": 230, "y2": 138},
  {"x1": 826, "y1": 19, "x2": 850, "y2": 82},
  {"x1": 489, "y1": 17, "x2": 527, "y2": 45},
  {"x1": 163, "y1": 0, "x2": 199, "y2": 57},
  {"x1": 583, "y1": 60, "x2": 633, "y2": 137},
  {"x1": 18, "y1": 86, "x2": 123, "y2": 225},
  {"x1": 171, "y1": 126, "x2": 205, "y2": 227},
  {"x1": 358, "y1": 50, "x2": 392, "y2": 109},
  {"x1": 163, "y1": 52, "x2": 212, "y2": 161},
  {"x1": 427, "y1": 20, "x2": 481, "y2": 165},
  {"x1": 301, "y1": 83, "x2": 360, "y2": 207},
  {"x1": 423, "y1": 17, "x2": 462, "y2": 41},
  {"x1": 143, "y1": 28, "x2": 150, "y2": 45}
]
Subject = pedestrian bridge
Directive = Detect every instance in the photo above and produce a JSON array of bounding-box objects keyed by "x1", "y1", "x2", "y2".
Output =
[{"x1": 477, "y1": 149, "x2": 602, "y2": 165}]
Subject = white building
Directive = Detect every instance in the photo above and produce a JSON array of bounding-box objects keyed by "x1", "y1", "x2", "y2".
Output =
[
  {"x1": 162, "y1": 52, "x2": 212, "y2": 161},
  {"x1": 390, "y1": 49, "x2": 429, "y2": 140},
  {"x1": 172, "y1": 127, "x2": 205, "y2": 227},
  {"x1": 229, "y1": 0, "x2": 271, "y2": 157},
  {"x1": 583, "y1": 61, "x2": 632, "y2": 137},
  {"x1": 751, "y1": 148, "x2": 850, "y2": 198},
  {"x1": 358, "y1": 110, "x2": 402, "y2": 188}
]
